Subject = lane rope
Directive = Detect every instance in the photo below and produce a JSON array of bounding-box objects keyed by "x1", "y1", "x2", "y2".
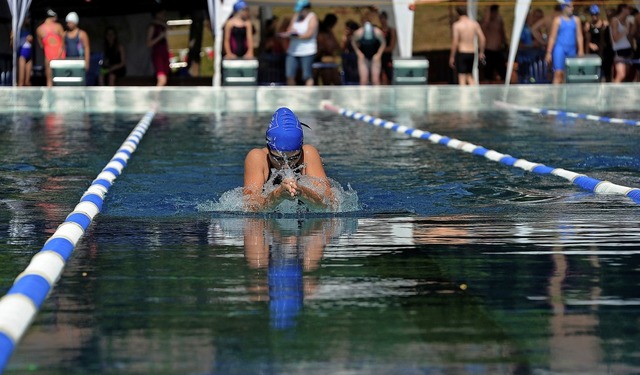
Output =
[
  {"x1": 495, "y1": 100, "x2": 640, "y2": 127},
  {"x1": 0, "y1": 111, "x2": 156, "y2": 372},
  {"x1": 321, "y1": 101, "x2": 640, "y2": 205}
]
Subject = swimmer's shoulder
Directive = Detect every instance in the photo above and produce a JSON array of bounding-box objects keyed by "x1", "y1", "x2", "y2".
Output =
[
  {"x1": 245, "y1": 147, "x2": 269, "y2": 164},
  {"x1": 302, "y1": 144, "x2": 318, "y2": 153}
]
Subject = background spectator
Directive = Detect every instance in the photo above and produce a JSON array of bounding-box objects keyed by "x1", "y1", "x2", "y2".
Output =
[
  {"x1": 258, "y1": 16, "x2": 286, "y2": 84},
  {"x1": 532, "y1": 5, "x2": 562, "y2": 50},
  {"x1": 64, "y1": 12, "x2": 90, "y2": 70},
  {"x1": 17, "y1": 14, "x2": 33, "y2": 86},
  {"x1": 610, "y1": 4, "x2": 634, "y2": 82},
  {"x1": 449, "y1": 6, "x2": 485, "y2": 85},
  {"x1": 315, "y1": 13, "x2": 341, "y2": 85},
  {"x1": 284, "y1": 0, "x2": 318, "y2": 86},
  {"x1": 340, "y1": 19, "x2": 359, "y2": 84},
  {"x1": 223, "y1": 1, "x2": 254, "y2": 59},
  {"x1": 36, "y1": 8, "x2": 65, "y2": 87},
  {"x1": 99, "y1": 26, "x2": 126, "y2": 86},
  {"x1": 146, "y1": 8, "x2": 170, "y2": 86},
  {"x1": 545, "y1": 0, "x2": 583, "y2": 84},
  {"x1": 583, "y1": 5, "x2": 610, "y2": 82},
  {"x1": 516, "y1": 8, "x2": 546, "y2": 83},
  {"x1": 351, "y1": 11, "x2": 386, "y2": 85},
  {"x1": 481, "y1": 4, "x2": 508, "y2": 83}
]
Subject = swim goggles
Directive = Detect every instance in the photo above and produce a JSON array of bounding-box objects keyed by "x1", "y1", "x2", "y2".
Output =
[{"x1": 268, "y1": 148, "x2": 303, "y2": 170}]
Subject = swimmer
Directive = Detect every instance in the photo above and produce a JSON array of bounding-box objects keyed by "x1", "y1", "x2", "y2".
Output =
[
  {"x1": 243, "y1": 107, "x2": 333, "y2": 211},
  {"x1": 36, "y1": 8, "x2": 66, "y2": 87},
  {"x1": 545, "y1": 0, "x2": 584, "y2": 84}
]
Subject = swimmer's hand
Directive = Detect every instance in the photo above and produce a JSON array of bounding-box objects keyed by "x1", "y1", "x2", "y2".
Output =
[{"x1": 280, "y1": 178, "x2": 299, "y2": 199}]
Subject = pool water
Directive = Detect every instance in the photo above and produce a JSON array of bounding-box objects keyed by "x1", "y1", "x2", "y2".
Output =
[{"x1": 1, "y1": 108, "x2": 640, "y2": 374}]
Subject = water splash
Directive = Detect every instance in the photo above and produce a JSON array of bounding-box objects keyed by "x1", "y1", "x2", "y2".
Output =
[{"x1": 198, "y1": 178, "x2": 360, "y2": 214}]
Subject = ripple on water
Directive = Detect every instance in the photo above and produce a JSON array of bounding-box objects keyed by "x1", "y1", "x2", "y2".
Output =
[{"x1": 0, "y1": 164, "x2": 38, "y2": 172}]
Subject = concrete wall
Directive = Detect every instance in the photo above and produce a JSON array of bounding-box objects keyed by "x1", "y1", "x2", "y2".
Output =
[{"x1": 0, "y1": 84, "x2": 637, "y2": 114}]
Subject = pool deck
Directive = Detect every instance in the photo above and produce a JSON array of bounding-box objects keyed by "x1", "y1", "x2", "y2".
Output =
[{"x1": 0, "y1": 84, "x2": 638, "y2": 114}]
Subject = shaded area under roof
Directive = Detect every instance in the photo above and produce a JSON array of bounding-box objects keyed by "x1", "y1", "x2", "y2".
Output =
[{"x1": 28, "y1": 0, "x2": 209, "y2": 17}]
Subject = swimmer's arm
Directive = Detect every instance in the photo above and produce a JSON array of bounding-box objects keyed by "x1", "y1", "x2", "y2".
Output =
[
  {"x1": 575, "y1": 17, "x2": 584, "y2": 56},
  {"x1": 245, "y1": 21, "x2": 255, "y2": 58},
  {"x1": 146, "y1": 25, "x2": 164, "y2": 47},
  {"x1": 36, "y1": 27, "x2": 43, "y2": 48},
  {"x1": 449, "y1": 25, "x2": 459, "y2": 67},
  {"x1": 244, "y1": 186, "x2": 291, "y2": 212},
  {"x1": 476, "y1": 23, "x2": 486, "y2": 59},
  {"x1": 384, "y1": 27, "x2": 397, "y2": 53},
  {"x1": 545, "y1": 17, "x2": 560, "y2": 62},
  {"x1": 351, "y1": 29, "x2": 364, "y2": 58},
  {"x1": 223, "y1": 21, "x2": 235, "y2": 57},
  {"x1": 374, "y1": 29, "x2": 387, "y2": 59},
  {"x1": 58, "y1": 25, "x2": 66, "y2": 58},
  {"x1": 296, "y1": 145, "x2": 334, "y2": 209},
  {"x1": 81, "y1": 30, "x2": 90, "y2": 69},
  {"x1": 295, "y1": 178, "x2": 332, "y2": 209},
  {"x1": 243, "y1": 149, "x2": 290, "y2": 211},
  {"x1": 531, "y1": 17, "x2": 547, "y2": 46},
  {"x1": 583, "y1": 22, "x2": 592, "y2": 51}
]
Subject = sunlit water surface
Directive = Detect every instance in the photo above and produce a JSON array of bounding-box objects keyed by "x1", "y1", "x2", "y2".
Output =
[{"x1": 1, "y1": 110, "x2": 639, "y2": 374}]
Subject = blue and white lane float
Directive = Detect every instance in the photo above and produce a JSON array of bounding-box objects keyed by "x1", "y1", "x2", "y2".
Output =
[
  {"x1": 494, "y1": 100, "x2": 640, "y2": 127},
  {"x1": 0, "y1": 111, "x2": 155, "y2": 372},
  {"x1": 321, "y1": 101, "x2": 640, "y2": 205}
]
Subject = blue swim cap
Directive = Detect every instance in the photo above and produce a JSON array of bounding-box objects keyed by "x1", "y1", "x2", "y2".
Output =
[
  {"x1": 233, "y1": 0, "x2": 247, "y2": 13},
  {"x1": 266, "y1": 107, "x2": 304, "y2": 152},
  {"x1": 557, "y1": 0, "x2": 572, "y2": 8},
  {"x1": 589, "y1": 4, "x2": 600, "y2": 14},
  {"x1": 294, "y1": 0, "x2": 310, "y2": 13}
]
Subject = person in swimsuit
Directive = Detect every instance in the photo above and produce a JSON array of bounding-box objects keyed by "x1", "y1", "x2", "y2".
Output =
[
  {"x1": 223, "y1": 1, "x2": 254, "y2": 58},
  {"x1": 481, "y1": 4, "x2": 508, "y2": 82},
  {"x1": 36, "y1": 9, "x2": 65, "y2": 87},
  {"x1": 64, "y1": 12, "x2": 90, "y2": 71},
  {"x1": 583, "y1": 5, "x2": 609, "y2": 82},
  {"x1": 351, "y1": 11, "x2": 386, "y2": 85},
  {"x1": 146, "y1": 8, "x2": 170, "y2": 86},
  {"x1": 545, "y1": 0, "x2": 584, "y2": 84},
  {"x1": 17, "y1": 15, "x2": 33, "y2": 86},
  {"x1": 243, "y1": 107, "x2": 334, "y2": 212},
  {"x1": 449, "y1": 6, "x2": 486, "y2": 85}
]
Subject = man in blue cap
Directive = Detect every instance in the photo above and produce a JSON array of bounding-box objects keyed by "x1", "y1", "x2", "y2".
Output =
[{"x1": 243, "y1": 107, "x2": 333, "y2": 211}]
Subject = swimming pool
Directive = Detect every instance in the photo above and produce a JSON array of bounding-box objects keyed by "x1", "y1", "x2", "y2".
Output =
[{"x1": 1, "y1": 86, "x2": 640, "y2": 374}]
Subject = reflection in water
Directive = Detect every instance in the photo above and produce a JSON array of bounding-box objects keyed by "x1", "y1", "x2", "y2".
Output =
[
  {"x1": 215, "y1": 217, "x2": 357, "y2": 330},
  {"x1": 548, "y1": 252, "x2": 601, "y2": 373}
]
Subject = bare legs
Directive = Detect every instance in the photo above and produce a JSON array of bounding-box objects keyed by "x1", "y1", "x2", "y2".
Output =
[
  {"x1": 156, "y1": 73, "x2": 167, "y2": 86},
  {"x1": 357, "y1": 57, "x2": 381, "y2": 85},
  {"x1": 457, "y1": 73, "x2": 476, "y2": 85},
  {"x1": 18, "y1": 57, "x2": 32, "y2": 86}
]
